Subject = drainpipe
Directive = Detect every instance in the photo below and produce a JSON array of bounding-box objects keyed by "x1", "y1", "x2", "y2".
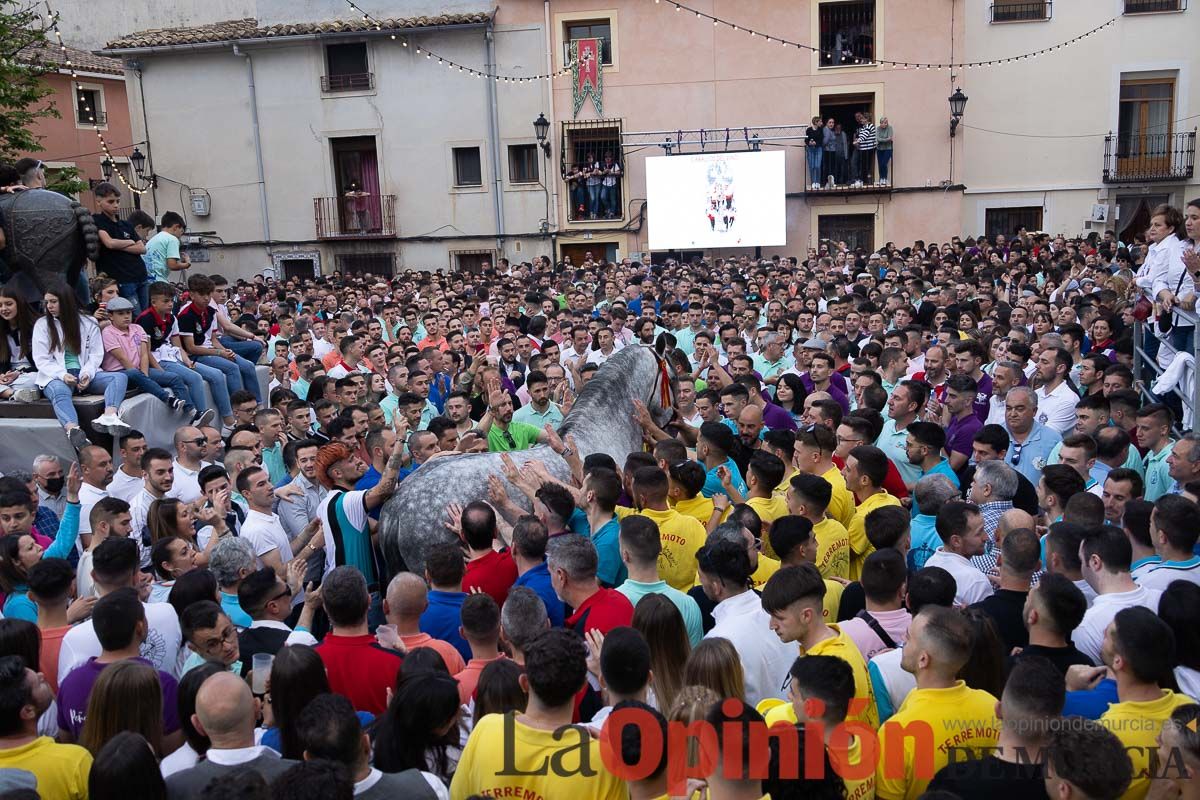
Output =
[
  {"x1": 485, "y1": 20, "x2": 506, "y2": 259},
  {"x1": 232, "y1": 44, "x2": 273, "y2": 257},
  {"x1": 543, "y1": 0, "x2": 560, "y2": 237}
]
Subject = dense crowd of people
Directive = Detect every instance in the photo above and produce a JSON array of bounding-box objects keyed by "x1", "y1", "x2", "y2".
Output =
[{"x1": 0, "y1": 179, "x2": 1199, "y2": 800}]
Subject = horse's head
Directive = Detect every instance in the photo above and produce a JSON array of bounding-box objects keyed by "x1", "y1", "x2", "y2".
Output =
[{"x1": 644, "y1": 337, "x2": 679, "y2": 428}]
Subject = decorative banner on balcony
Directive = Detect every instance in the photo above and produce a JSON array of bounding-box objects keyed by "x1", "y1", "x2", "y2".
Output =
[{"x1": 571, "y1": 38, "x2": 603, "y2": 118}]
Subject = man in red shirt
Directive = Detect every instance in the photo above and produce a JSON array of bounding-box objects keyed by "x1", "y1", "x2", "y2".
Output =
[
  {"x1": 454, "y1": 593, "x2": 507, "y2": 704},
  {"x1": 460, "y1": 501, "x2": 517, "y2": 605},
  {"x1": 547, "y1": 535, "x2": 633, "y2": 636},
  {"x1": 314, "y1": 566, "x2": 402, "y2": 715}
]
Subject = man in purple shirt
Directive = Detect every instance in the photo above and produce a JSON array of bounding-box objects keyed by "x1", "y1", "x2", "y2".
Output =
[
  {"x1": 953, "y1": 339, "x2": 993, "y2": 422},
  {"x1": 944, "y1": 374, "x2": 983, "y2": 474},
  {"x1": 56, "y1": 588, "x2": 180, "y2": 743}
]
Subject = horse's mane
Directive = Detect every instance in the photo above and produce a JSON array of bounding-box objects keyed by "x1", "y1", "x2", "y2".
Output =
[{"x1": 558, "y1": 344, "x2": 657, "y2": 438}]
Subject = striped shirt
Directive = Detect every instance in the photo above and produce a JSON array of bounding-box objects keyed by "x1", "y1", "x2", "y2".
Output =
[{"x1": 855, "y1": 124, "x2": 877, "y2": 150}]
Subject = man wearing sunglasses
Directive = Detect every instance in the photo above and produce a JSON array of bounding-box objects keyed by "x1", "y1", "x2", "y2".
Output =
[
  {"x1": 1002, "y1": 386, "x2": 1061, "y2": 489},
  {"x1": 171, "y1": 426, "x2": 208, "y2": 504}
]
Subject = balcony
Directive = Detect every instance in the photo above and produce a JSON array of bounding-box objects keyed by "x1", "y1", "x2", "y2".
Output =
[
  {"x1": 320, "y1": 72, "x2": 374, "y2": 92},
  {"x1": 314, "y1": 194, "x2": 396, "y2": 239},
  {"x1": 1102, "y1": 131, "x2": 1196, "y2": 183},
  {"x1": 1123, "y1": 0, "x2": 1185, "y2": 12},
  {"x1": 990, "y1": 1, "x2": 1051, "y2": 22},
  {"x1": 77, "y1": 110, "x2": 107, "y2": 125},
  {"x1": 803, "y1": 147, "x2": 894, "y2": 196}
]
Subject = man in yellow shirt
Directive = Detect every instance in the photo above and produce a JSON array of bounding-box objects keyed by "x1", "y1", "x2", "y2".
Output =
[
  {"x1": 1086, "y1": 607, "x2": 1195, "y2": 800},
  {"x1": 451, "y1": 628, "x2": 627, "y2": 800},
  {"x1": 630, "y1": 466, "x2": 707, "y2": 591},
  {"x1": 875, "y1": 607, "x2": 1000, "y2": 800},
  {"x1": 667, "y1": 460, "x2": 717, "y2": 527},
  {"x1": 844, "y1": 446, "x2": 901, "y2": 581},
  {"x1": 788, "y1": 472, "x2": 851, "y2": 580},
  {"x1": 768, "y1": 514, "x2": 845, "y2": 621},
  {"x1": 0, "y1": 656, "x2": 92, "y2": 800},
  {"x1": 796, "y1": 425, "x2": 856, "y2": 529},
  {"x1": 786, "y1": 654, "x2": 877, "y2": 800},
  {"x1": 745, "y1": 451, "x2": 790, "y2": 559},
  {"x1": 761, "y1": 564, "x2": 877, "y2": 729}
]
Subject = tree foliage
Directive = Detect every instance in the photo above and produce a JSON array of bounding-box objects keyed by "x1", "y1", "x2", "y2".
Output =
[{"x1": 0, "y1": 1, "x2": 59, "y2": 161}]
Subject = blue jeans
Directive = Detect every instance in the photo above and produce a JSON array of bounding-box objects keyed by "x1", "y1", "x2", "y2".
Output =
[
  {"x1": 116, "y1": 282, "x2": 149, "y2": 317},
  {"x1": 877, "y1": 149, "x2": 892, "y2": 182},
  {"x1": 163, "y1": 360, "x2": 230, "y2": 418},
  {"x1": 586, "y1": 184, "x2": 601, "y2": 218},
  {"x1": 196, "y1": 353, "x2": 261, "y2": 404},
  {"x1": 571, "y1": 183, "x2": 587, "y2": 218},
  {"x1": 806, "y1": 147, "x2": 823, "y2": 184},
  {"x1": 120, "y1": 367, "x2": 190, "y2": 410},
  {"x1": 42, "y1": 369, "x2": 128, "y2": 427},
  {"x1": 600, "y1": 184, "x2": 618, "y2": 217},
  {"x1": 220, "y1": 336, "x2": 263, "y2": 365}
]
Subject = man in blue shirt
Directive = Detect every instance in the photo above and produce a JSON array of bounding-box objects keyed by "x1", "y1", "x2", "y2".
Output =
[
  {"x1": 1003, "y1": 386, "x2": 1062, "y2": 488},
  {"x1": 905, "y1": 422, "x2": 960, "y2": 517},
  {"x1": 417, "y1": 542, "x2": 470, "y2": 661},
  {"x1": 510, "y1": 516, "x2": 565, "y2": 627},
  {"x1": 696, "y1": 421, "x2": 748, "y2": 499}
]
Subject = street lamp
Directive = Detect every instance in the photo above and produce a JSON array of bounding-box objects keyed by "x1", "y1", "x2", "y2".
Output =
[
  {"x1": 130, "y1": 147, "x2": 147, "y2": 177},
  {"x1": 100, "y1": 157, "x2": 114, "y2": 180},
  {"x1": 949, "y1": 88, "x2": 968, "y2": 137},
  {"x1": 533, "y1": 113, "x2": 551, "y2": 157}
]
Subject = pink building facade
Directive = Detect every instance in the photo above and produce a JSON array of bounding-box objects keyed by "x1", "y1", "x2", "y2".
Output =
[{"x1": 501, "y1": 0, "x2": 966, "y2": 261}]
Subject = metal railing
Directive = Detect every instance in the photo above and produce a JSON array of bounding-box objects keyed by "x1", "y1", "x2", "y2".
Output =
[
  {"x1": 803, "y1": 146, "x2": 894, "y2": 193},
  {"x1": 1133, "y1": 306, "x2": 1200, "y2": 435},
  {"x1": 1103, "y1": 130, "x2": 1196, "y2": 183},
  {"x1": 321, "y1": 72, "x2": 374, "y2": 92},
  {"x1": 990, "y1": 1, "x2": 1051, "y2": 21},
  {"x1": 78, "y1": 110, "x2": 107, "y2": 125},
  {"x1": 1124, "y1": 0, "x2": 1185, "y2": 12},
  {"x1": 313, "y1": 194, "x2": 396, "y2": 238}
]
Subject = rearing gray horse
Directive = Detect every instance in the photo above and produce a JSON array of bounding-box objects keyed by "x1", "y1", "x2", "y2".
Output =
[{"x1": 377, "y1": 343, "x2": 677, "y2": 577}]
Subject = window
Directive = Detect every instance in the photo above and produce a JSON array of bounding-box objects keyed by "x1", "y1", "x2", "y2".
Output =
[
  {"x1": 1124, "y1": 0, "x2": 1184, "y2": 12},
  {"x1": 453, "y1": 147, "x2": 483, "y2": 187},
  {"x1": 562, "y1": 121, "x2": 624, "y2": 221},
  {"x1": 817, "y1": 213, "x2": 875, "y2": 251},
  {"x1": 563, "y1": 20, "x2": 612, "y2": 65},
  {"x1": 336, "y1": 252, "x2": 394, "y2": 276},
  {"x1": 990, "y1": 0, "x2": 1051, "y2": 22},
  {"x1": 508, "y1": 144, "x2": 540, "y2": 184},
  {"x1": 819, "y1": 1, "x2": 875, "y2": 67},
  {"x1": 323, "y1": 42, "x2": 373, "y2": 91},
  {"x1": 453, "y1": 250, "x2": 495, "y2": 273},
  {"x1": 985, "y1": 207, "x2": 1043, "y2": 239},
  {"x1": 280, "y1": 257, "x2": 318, "y2": 280},
  {"x1": 75, "y1": 87, "x2": 104, "y2": 125},
  {"x1": 1117, "y1": 78, "x2": 1174, "y2": 156}
]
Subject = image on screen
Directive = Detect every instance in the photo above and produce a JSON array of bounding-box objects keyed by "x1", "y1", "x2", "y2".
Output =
[{"x1": 645, "y1": 151, "x2": 786, "y2": 250}]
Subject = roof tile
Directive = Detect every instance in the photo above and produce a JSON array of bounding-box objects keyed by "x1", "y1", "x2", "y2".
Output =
[{"x1": 19, "y1": 40, "x2": 124, "y2": 75}]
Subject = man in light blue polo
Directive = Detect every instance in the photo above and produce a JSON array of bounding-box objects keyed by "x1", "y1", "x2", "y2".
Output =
[
  {"x1": 752, "y1": 332, "x2": 793, "y2": 384},
  {"x1": 876, "y1": 379, "x2": 926, "y2": 490},
  {"x1": 905, "y1": 421, "x2": 959, "y2": 517},
  {"x1": 511, "y1": 371, "x2": 563, "y2": 429},
  {"x1": 1135, "y1": 404, "x2": 1176, "y2": 502},
  {"x1": 1002, "y1": 386, "x2": 1061, "y2": 488}
]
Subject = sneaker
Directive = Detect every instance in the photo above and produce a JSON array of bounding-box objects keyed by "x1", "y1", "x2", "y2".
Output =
[
  {"x1": 92, "y1": 413, "x2": 131, "y2": 434},
  {"x1": 12, "y1": 388, "x2": 40, "y2": 403},
  {"x1": 67, "y1": 427, "x2": 90, "y2": 449},
  {"x1": 194, "y1": 408, "x2": 217, "y2": 428},
  {"x1": 168, "y1": 396, "x2": 187, "y2": 412},
  {"x1": 811, "y1": 182, "x2": 820, "y2": 190}
]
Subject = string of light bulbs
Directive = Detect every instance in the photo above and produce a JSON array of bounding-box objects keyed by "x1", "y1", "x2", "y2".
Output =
[
  {"x1": 652, "y1": 0, "x2": 1117, "y2": 70},
  {"x1": 342, "y1": 0, "x2": 573, "y2": 83},
  {"x1": 41, "y1": 1, "x2": 152, "y2": 195}
]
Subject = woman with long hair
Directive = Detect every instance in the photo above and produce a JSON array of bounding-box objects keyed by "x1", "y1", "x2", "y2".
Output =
[
  {"x1": 0, "y1": 466, "x2": 81, "y2": 621},
  {"x1": 89, "y1": 731, "x2": 167, "y2": 800},
  {"x1": 0, "y1": 618, "x2": 58, "y2": 737},
  {"x1": 79, "y1": 660, "x2": 166, "y2": 756},
  {"x1": 631, "y1": 593, "x2": 692, "y2": 712},
  {"x1": 772, "y1": 373, "x2": 808, "y2": 424},
  {"x1": 958, "y1": 607, "x2": 1007, "y2": 700},
  {"x1": 260, "y1": 644, "x2": 372, "y2": 759},
  {"x1": 0, "y1": 286, "x2": 40, "y2": 401},
  {"x1": 31, "y1": 282, "x2": 129, "y2": 447},
  {"x1": 472, "y1": 658, "x2": 527, "y2": 728},
  {"x1": 371, "y1": 671, "x2": 462, "y2": 784},
  {"x1": 683, "y1": 638, "x2": 745, "y2": 702},
  {"x1": 145, "y1": 497, "x2": 224, "y2": 567}
]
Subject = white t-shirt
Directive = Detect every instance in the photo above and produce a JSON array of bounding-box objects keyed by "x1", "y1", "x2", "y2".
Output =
[
  {"x1": 1035, "y1": 381, "x2": 1080, "y2": 435},
  {"x1": 1137, "y1": 558, "x2": 1200, "y2": 592},
  {"x1": 58, "y1": 599, "x2": 183, "y2": 684},
  {"x1": 77, "y1": 482, "x2": 109, "y2": 536},
  {"x1": 107, "y1": 468, "x2": 143, "y2": 503},
  {"x1": 1071, "y1": 585, "x2": 1162, "y2": 664},
  {"x1": 925, "y1": 548, "x2": 995, "y2": 606},
  {"x1": 172, "y1": 461, "x2": 202, "y2": 504}
]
